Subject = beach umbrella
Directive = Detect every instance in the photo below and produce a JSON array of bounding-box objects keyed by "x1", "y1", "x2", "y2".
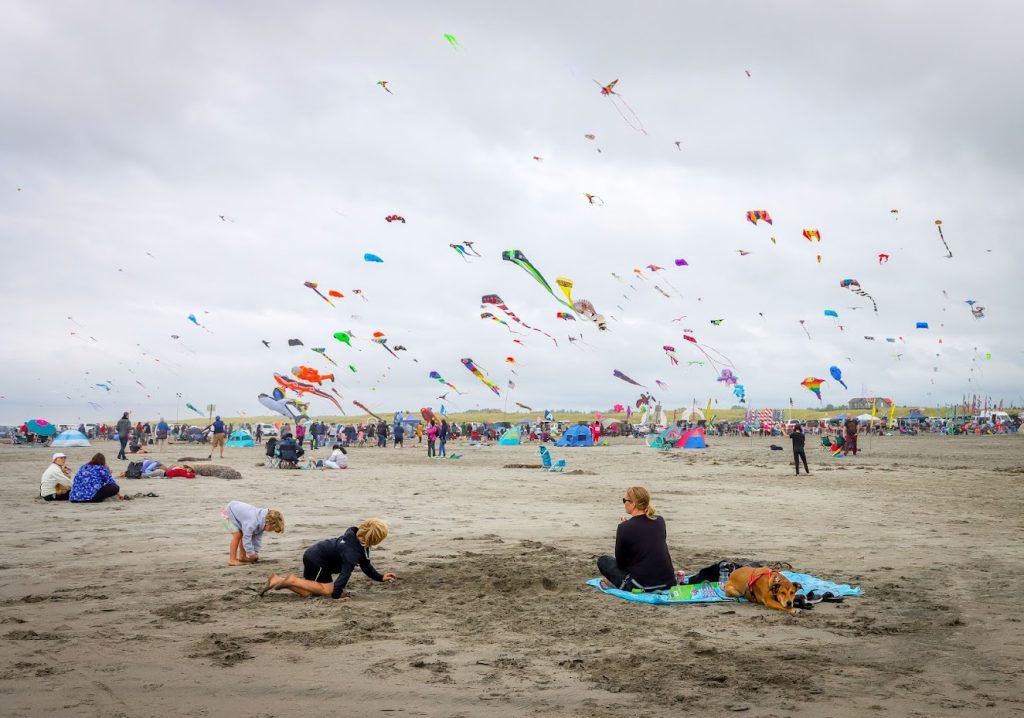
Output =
[{"x1": 26, "y1": 419, "x2": 57, "y2": 436}]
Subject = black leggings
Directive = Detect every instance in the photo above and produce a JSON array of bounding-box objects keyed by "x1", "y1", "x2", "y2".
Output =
[
  {"x1": 597, "y1": 555, "x2": 673, "y2": 591},
  {"x1": 794, "y1": 450, "x2": 809, "y2": 474},
  {"x1": 89, "y1": 484, "x2": 120, "y2": 502},
  {"x1": 42, "y1": 493, "x2": 69, "y2": 501}
]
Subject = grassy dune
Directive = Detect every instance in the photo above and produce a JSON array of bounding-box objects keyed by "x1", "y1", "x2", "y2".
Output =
[{"x1": 164, "y1": 405, "x2": 998, "y2": 427}]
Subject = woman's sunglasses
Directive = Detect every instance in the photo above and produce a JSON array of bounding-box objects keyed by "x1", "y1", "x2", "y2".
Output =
[{"x1": 622, "y1": 497, "x2": 632, "y2": 504}]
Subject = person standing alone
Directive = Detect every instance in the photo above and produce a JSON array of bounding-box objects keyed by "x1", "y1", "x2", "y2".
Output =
[
  {"x1": 208, "y1": 415, "x2": 227, "y2": 460},
  {"x1": 789, "y1": 423, "x2": 810, "y2": 475},
  {"x1": 844, "y1": 416, "x2": 859, "y2": 456},
  {"x1": 115, "y1": 412, "x2": 132, "y2": 460}
]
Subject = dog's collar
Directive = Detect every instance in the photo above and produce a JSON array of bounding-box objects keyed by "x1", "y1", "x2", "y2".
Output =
[{"x1": 747, "y1": 568, "x2": 774, "y2": 594}]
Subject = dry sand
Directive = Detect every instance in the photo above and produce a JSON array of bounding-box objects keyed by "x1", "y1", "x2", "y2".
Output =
[{"x1": 1, "y1": 434, "x2": 1022, "y2": 717}]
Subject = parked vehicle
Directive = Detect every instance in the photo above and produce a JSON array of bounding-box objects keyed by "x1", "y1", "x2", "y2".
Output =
[{"x1": 254, "y1": 423, "x2": 278, "y2": 438}]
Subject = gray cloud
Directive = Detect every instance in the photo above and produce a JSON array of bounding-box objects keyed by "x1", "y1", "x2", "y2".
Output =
[{"x1": 1, "y1": 0, "x2": 1021, "y2": 423}]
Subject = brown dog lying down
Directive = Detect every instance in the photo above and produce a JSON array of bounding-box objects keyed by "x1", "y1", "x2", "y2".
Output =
[{"x1": 724, "y1": 567, "x2": 801, "y2": 614}]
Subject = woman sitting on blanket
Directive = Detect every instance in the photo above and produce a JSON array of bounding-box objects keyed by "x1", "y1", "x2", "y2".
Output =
[
  {"x1": 597, "y1": 486, "x2": 677, "y2": 591},
  {"x1": 259, "y1": 518, "x2": 396, "y2": 600}
]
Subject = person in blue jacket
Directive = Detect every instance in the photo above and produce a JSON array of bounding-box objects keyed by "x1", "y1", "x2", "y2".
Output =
[
  {"x1": 69, "y1": 453, "x2": 123, "y2": 503},
  {"x1": 258, "y1": 519, "x2": 396, "y2": 600}
]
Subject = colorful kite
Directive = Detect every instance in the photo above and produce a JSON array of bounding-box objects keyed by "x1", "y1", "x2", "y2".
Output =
[
  {"x1": 663, "y1": 345, "x2": 679, "y2": 366},
  {"x1": 482, "y1": 293, "x2": 558, "y2": 342},
  {"x1": 311, "y1": 347, "x2": 337, "y2": 366},
  {"x1": 185, "y1": 402, "x2": 203, "y2": 416},
  {"x1": 878, "y1": 253, "x2": 890, "y2": 264},
  {"x1": 274, "y1": 373, "x2": 342, "y2": 411},
  {"x1": 481, "y1": 311, "x2": 517, "y2": 333},
  {"x1": 934, "y1": 220, "x2": 952, "y2": 258},
  {"x1": 353, "y1": 400, "x2": 381, "y2": 421},
  {"x1": 647, "y1": 264, "x2": 685, "y2": 298},
  {"x1": 292, "y1": 365, "x2": 334, "y2": 384},
  {"x1": 450, "y1": 244, "x2": 471, "y2": 261},
  {"x1": 746, "y1": 210, "x2": 772, "y2": 226},
  {"x1": 385, "y1": 215, "x2": 405, "y2": 223},
  {"x1": 304, "y1": 281, "x2": 335, "y2": 307},
  {"x1": 377, "y1": 80, "x2": 392, "y2": 94},
  {"x1": 95, "y1": 383, "x2": 111, "y2": 392},
  {"x1": 364, "y1": 253, "x2": 383, "y2": 263},
  {"x1": 612, "y1": 370, "x2": 645, "y2": 387},
  {"x1": 840, "y1": 278, "x2": 879, "y2": 313},
  {"x1": 595, "y1": 78, "x2": 647, "y2": 134},
  {"x1": 461, "y1": 358, "x2": 500, "y2": 395},
  {"x1": 333, "y1": 332, "x2": 355, "y2": 348},
  {"x1": 258, "y1": 390, "x2": 308, "y2": 423},
  {"x1": 674, "y1": 258, "x2": 689, "y2": 266},
  {"x1": 371, "y1": 331, "x2": 400, "y2": 359},
  {"x1": 584, "y1": 193, "x2": 604, "y2": 206},
  {"x1": 555, "y1": 311, "x2": 576, "y2": 321},
  {"x1": 502, "y1": 250, "x2": 574, "y2": 312},
  {"x1": 428, "y1": 371, "x2": 461, "y2": 393},
  {"x1": 803, "y1": 229, "x2": 821, "y2": 242},
  {"x1": 829, "y1": 366, "x2": 848, "y2": 390},
  {"x1": 443, "y1": 33, "x2": 461, "y2": 49},
  {"x1": 800, "y1": 377, "x2": 825, "y2": 401},
  {"x1": 916, "y1": 322, "x2": 929, "y2": 329},
  {"x1": 655, "y1": 380, "x2": 669, "y2": 392},
  {"x1": 683, "y1": 334, "x2": 736, "y2": 375},
  {"x1": 710, "y1": 319, "x2": 724, "y2": 326}
]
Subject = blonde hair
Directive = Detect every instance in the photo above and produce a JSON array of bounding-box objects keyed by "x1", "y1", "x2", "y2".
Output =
[
  {"x1": 357, "y1": 518, "x2": 388, "y2": 547},
  {"x1": 626, "y1": 486, "x2": 656, "y2": 518},
  {"x1": 265, "y1": 510, "x2": 285, "y2": 533}
]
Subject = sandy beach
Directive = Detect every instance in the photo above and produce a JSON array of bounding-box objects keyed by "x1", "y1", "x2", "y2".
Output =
[{"x1": 1, "y1": 434, "x2": 1022, "y2": 717}]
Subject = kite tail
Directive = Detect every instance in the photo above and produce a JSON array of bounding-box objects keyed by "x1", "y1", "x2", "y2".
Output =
[
  {"x1": 611, "y1": 96, "x2": 648, "y2": 135},
  {"x1": 838, "y1": 380, "x2": 848, "y2": 390}
]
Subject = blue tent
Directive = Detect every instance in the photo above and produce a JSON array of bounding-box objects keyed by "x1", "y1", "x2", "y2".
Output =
[
  {"x1": 226, "y1": 430, "x2": 255, "y2": 447},
  {"x1": 52, "y1": 430, "x2": 91, "y2": 448},
  {"x1": 498, "y1": 426, "x2": 521, "y2": 445},
  {"x1": 901, "y1": 410, "x2": 929, "y2": 421},
  {"x1": 555, "y1": 424, "x2": 593, "y2": 447},
  {"x1": 677, "y1": 427, "x2": 707, "y2": 449}
]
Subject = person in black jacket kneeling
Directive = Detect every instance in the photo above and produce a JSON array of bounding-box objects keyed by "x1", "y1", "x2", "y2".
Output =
[
  {"x1": 259, "y1": 518, "x2": 397, "y2": 600},
  {"x1": 597, "y1": 486, "x2": 677, "y2": 591}
]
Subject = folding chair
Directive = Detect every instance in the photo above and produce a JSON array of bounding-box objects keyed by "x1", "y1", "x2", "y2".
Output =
[{"x1": 539, "y1": 446, "x2": 566, "y2": 472}]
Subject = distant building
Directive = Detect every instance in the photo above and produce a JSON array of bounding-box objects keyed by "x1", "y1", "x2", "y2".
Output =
[{"x1": 848, "y1": 397, "x2": 874, "y2": 410}]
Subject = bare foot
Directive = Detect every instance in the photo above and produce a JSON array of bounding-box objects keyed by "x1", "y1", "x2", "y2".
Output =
[
  {"x1": 229, "y1": 558, "x2": 245, "y2": 566},
  {"x1": 598, "y1": 579, "x2": 612, "y2": 590},
  {"x1": 258, "y1": 574, "x2": 286, "y2": 596}
]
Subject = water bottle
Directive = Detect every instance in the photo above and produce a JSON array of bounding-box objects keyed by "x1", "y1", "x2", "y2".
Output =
[
  {"x1": 675, "y1": 570, "x2": 687, "y2": 585},
  {"x1": 718, "y1": 561, "x2": 731, "y2": 587}
]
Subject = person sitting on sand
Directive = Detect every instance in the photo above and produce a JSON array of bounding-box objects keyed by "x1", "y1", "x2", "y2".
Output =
[
  {"x1": 323, "y1": 444, "x2": 348, "y2": 470},
  {"x1": 597, "y1": 486, "x2": 676, "y2": 591},
  {"x1": 259, "y1": 518, "x2": 397, "y2": 600},
  {"x1": 40, "y1": 452, "x2": 73, "y2": 501},
  {"x1": 222, "y1": 500, "x2": 284, "y2": 566},
  {"x1": 69, "y1": 453, "x2": 124, "y2": 502}
]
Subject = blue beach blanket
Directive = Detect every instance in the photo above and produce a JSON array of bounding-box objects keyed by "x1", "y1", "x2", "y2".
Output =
[{"x1": 587, "y1": 572, "x2": 862, "y2": 605}]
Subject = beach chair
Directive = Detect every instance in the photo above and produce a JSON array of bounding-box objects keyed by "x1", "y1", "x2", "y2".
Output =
[
  {"x1": 539, "y1": 446, "x2": 566, "y2": 473},
  {"x1": 277, "y1": 442, "x2": 300, "y2": 469}
]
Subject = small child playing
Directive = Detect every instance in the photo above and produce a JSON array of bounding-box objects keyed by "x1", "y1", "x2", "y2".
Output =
[{"x1": 221, "y1": 500, "x2": 285, "y2": 566}]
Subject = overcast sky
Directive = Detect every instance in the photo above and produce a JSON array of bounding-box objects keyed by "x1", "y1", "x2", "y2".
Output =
[{"x1": 2, "y1": 0, "x2": 1022, "y2": 424}]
